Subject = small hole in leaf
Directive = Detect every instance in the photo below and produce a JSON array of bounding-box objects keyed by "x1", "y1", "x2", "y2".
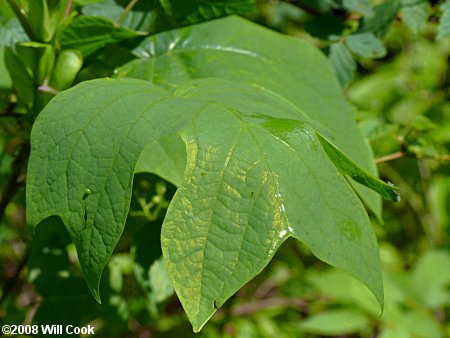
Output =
[{"x1": 82, "y1": 188, "x2": 93, "y2": 200}]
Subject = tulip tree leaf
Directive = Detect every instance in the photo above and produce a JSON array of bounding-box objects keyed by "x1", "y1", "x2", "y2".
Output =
[
  {"x1": 116, "y1": 15, "x2": 382, "y2": 218},
  {"x1": 27, "y1": 77, "x2": 386, "y2": 332},
  {"x1": 27, "y1": 16, "x2": 397, "y2": 333}
]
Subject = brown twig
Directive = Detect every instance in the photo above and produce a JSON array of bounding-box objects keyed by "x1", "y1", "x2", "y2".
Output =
[
  {"x1": 229, "y1": 297, "x2": 308, "y2": 316},
  {"x1": 375, "y1": 151, "x2": 404, "y2": 163},
  {"x1": 0, "y1": 143, "x2": 29, "y2": 222},
  {"x1": 375, "y1": 151, "x2": 450, "y2": 163},
  {"x1": 0, "y1": 248, "x2": 29, "y2": 306},
  {"x1": 64, "y1": 0, "x2": 73, "y2": 18},
  {"x1": 115, "y1": 0, "x2": 139, "y2": 27}
]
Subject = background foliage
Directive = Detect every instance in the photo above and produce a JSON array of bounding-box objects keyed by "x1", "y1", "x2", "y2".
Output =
[{"x1": 0, "y1": 0, "x2": 449, "y2": 337}]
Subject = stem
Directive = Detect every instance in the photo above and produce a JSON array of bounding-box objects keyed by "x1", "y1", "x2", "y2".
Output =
[
  {"x1": 0, "y1": 143, "x2": 29, "y2": 222},
  {"x1": 0, "y1": 249, "x2": 29, "y2": 306},
  {"x1": 375, "y1": 151, "x2": 404, "y2": 163},
  {"x1": 6, "y1": 0, "x2": 37, "y2": 41},
  {"x1": 64, "y1": 0, "x2": 73, "y2": 18},
  {"x1": 375, "y1": 151, "x2": 450, "y2": 163},
  {"x1": 230, "y1": 297, "x2": 308, "y2": 316},
  {"x1": 115, "y1": 0, "x2": 139, "y2": 27},
  {"x1": 0, "y1": 112, "x2": 26, "y2": 119}
]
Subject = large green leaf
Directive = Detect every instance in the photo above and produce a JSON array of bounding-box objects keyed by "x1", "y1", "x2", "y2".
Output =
[
  {"x1": 27, "y1": 77, "x2": 390, "y2": 331},
  {"x1": 116, "y1": 16, "x2": 382, "y2": 217}
]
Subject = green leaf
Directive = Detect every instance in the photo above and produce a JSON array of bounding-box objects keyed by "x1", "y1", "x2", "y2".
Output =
[
  {"x1": 410, "y1": 250, "x2": 450, "y2": 307},
  {"x1": 327, "y1": 42, "x2": 356, "y2": 88},
  {"x1": 341, "y1": 0, "x2": 373, "y2": 17},
  {"x1": 135, "y1": 134, "x2": 186, "y2": 187},
  {"x1": 346, "y1": 32, "x2": 386, "y2": 58},
  {"x1": 16, "y1": 42, "x2": 55, "y2": 84},
  {"x1": 159, "y1": 0, "x2": 257, "y2": 24},
  {"x1": 359, "y1": 0, "x2": 400, "y2": 38},
  {"x1": 298, "y1": 309, "x2": 370, "y2": 335},
  {"x1": 82, "y1": 0, "x2": 160, "y2": 32},
  {"x1": 4, "y1": 47, "x2": 34, "y2": 108},
  {"x1": 59, "y1": 16, "x2": 142, "y2": 56},
  {"x1": 437, "y1": 0, "x2": 450, "y2": 40},
  {"x1": 400, "y1": 0, "x2": 429, "y2": 35},
  {"x1": 27, "y1": 77, "x2": 383, "y2": 332},
  {"x1": 149, "y1": 257, "x2": 174, "y2": 303},
  {"x1": 116, "y1": 16, "x2": 381, "y2": 217},
  {"x1": 317, "y1": 134, "x2": 399, "y2": 202},
  {"x1": 27, "y1": 0, "x2": 68, "y2": 42},
  {"x1": 0, "y1": 18, "x2": 29, "y2": 48}
]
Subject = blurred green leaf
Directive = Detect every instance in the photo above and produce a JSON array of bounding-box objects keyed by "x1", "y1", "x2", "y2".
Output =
[
  {"x1": 82, "y1": 0, "x2": 160, "y2": 32},
  {"x1": 400, "y1": 0, "x2": 429, "y2": 35},
  {"x1": 60, "y1": 16, "x2": 142, "y2": 56},
  {"x1": 437, "y1": 0, "x2": 450, "y2": 40},
  {"x1": 16, "y1": 42, "x2": 54, "y2": 84},
  {"x1": 135, "y1": 134, "x2": 186, "y2": 187},
  {"x1": 327, "y1": 42, "x2": 356, "y2": 87},
  {"x1": 0, "y1": 47, "x2": 12, "y2": 87},
  {"x1": 396, "y1": 310, "x2": 442, "y2": 338},
  {"x1": 304, "y1": 13, "x2": 343, "y2": 40},
  {"x1": 159, "y1": 0, "x2": 256, "y2": 24},
  {"x1": 410, "y1": 250, "x2": 450, "y2": 307},
  {"x1": 346, "y1": 32, "x2": 386, "y2": 58},
  {"x1": 298, "y1": 309, "x2": 369, "y2": 335},
  {"x1": 341, "y1": 0, "x2": 373, "y2": 16},
  {"x1": 359, "y1": 0, "x2": 400, "y2": 38},
  {"x1": 4, "y1": 47, "x2": 34, "y2": 108},
  {"x1": 149, "y1": 257, "x2": 174, "y2": 303},
  {"x1": 0, "y1": 18, "x2": 29, "y2": 47}
]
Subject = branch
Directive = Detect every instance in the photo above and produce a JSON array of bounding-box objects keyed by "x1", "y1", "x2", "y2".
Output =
[
  {"x1": 0, "y1": 112, "x2": 26, "y2": 119},
  {"x1": 232, "y1": 297, "x2": 307, "y2": 316},
  {"x1": 375, "y1": 151, "x2": 404, "y2": 163},
  {"x1": 215, "y1": 297, "x2": 308, "y2": 317},
  {"x1": 6, "y1": 0, "x2": 37, "y2": 41},
  {"x1": 375, "y1": 151, "x2": 450, "y2": 163},
  {"x1": 0, "y1": 248, "x2": 29, "y2": 306},
  {"x1": 115, "y1": 0, "x2": 139, "y2": 27},
  {"x1": 0, "y1": 143, "x2": 29, "y2": 222},
  {"x1": 64, "y1": 0, "x2": 73, "y2": 18}
]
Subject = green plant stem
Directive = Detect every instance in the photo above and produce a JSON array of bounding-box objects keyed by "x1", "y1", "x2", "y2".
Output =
[
  {"x1": 6, "y1": 0, "x2": 37, "y2": 40},
  {"x1": 115, "y1": 0, "x2": 139, "y2": 27}
]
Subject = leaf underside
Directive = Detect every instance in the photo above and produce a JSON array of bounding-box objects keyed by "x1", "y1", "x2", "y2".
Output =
[{"x1": 27, "y1": 17, "x2": 396, "y2": 332}]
